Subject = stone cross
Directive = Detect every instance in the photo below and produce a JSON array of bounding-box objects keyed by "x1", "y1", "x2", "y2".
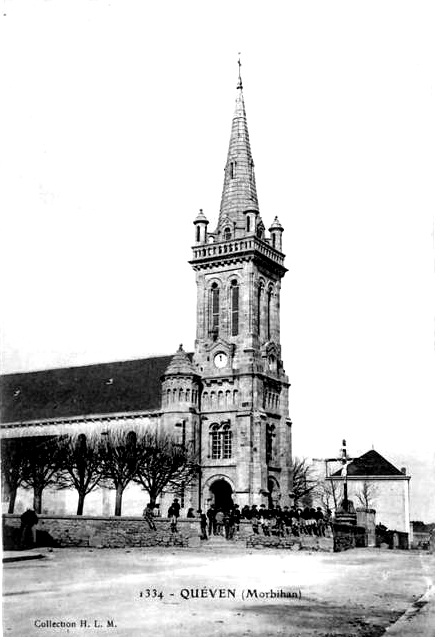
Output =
[{"x1": 314, "y1": 440, "x2": 355, "y2": 511}]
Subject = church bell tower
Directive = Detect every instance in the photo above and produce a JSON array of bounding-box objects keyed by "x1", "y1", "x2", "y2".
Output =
[{"x1": 190, "y1": 62, "x2": 292, "y2": 510}]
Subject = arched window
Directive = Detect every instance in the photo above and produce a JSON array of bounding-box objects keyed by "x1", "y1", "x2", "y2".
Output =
[
  {"x1": 218, "y1": 391, "x2": 224, "y2": 408},
  {"x1": 210, "y1": 283, "x2": 219, "y2": 336},
  {"x1": 224, "y1": 227, "x2": 231, "y2": 241},
  {"x1": 222, "y1": 425, "x2": 232, "y2": 459},
  {"x1": 271, "y1": 233, "x2": 276, "y2": 248},
  {"x1": 266, "y1": 424, "x2": 275, "y2": 463},
  {"x1": 166, "y1": 388, "x2": 171, "y2": 404},
  {"x1": 196, "y1": 225, "x2": 201, "y2": 242},
  {"x1": 231, "y1": 279, "x2": 239, "y2": 336},
  {"x1": 211, "y1": 424, "x2": 221, "y2": 459},
  {"x1": 246, "y1": 215, "x2": 251, "y2": 232},
  {"x1": 230, "y1": 161, "x2": 236, "y2": 179},
  {"x1": 209, "y1": 423, "x2": 232, "y2": 459},
  {"x1": 202, "y1": 391, "x2": 208, "y2": 408},
  {"x1": 257, "y1": 283, "x2": 263, "y2": 337},
  {"x1": 225, "y1": 390, "x2": 231, "y2": 407},
  {"x1": 267, "y1": 287, "x2": 273, "y2": 340},
  {"x1": 186, "y1": 388, "x2": 190, "y2": 403}
]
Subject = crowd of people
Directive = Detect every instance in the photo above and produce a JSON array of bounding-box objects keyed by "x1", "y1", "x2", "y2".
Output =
[
  {"x1": 145, "y1": 500, "x2": 333, "y2": 540},
  {"x1": 242, "y1": 504, "x2": 332, "y2": 538},
  {"x1": 203, "y1": 504, "x2": 333, "y2": 539}
]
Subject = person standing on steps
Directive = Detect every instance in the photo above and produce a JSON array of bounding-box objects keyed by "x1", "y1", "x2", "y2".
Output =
[
  {"x1": 215, "y1": 509, "x2": 224, "y2": 536},
  {"x1": 241, "y1": 505, "x2": 251, "y2": 520},
  {"x1": 223, "y1": 510, "x2": 231, "y2": 539},
  {"x1": 197, "y1": 509, "x2": 208, "y2": 540},
  {"x1": 206, "y1": 505, "x2": 216, "y2": 536},
  {"x1": 260, "y1": 504, "x2": 270, "y2": 536},
  {"x1": 169, "y1": 498, "x2": 181, "y2": 519},
  {"x1": 251, "y1": 505, "x2": 260, "y2": 534},
  {"x1": 168, "y1": 504, "x2": 178, "y2": 533},
  {"x1": 233, "y1": 504, "x2": 241, "y2": 537}
]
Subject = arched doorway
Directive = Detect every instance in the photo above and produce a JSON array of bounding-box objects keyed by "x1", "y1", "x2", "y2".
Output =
[{"x1": 209, "y1": 479, "x2": 233, "y2": 512}]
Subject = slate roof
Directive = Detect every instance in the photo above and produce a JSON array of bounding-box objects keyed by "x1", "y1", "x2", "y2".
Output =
[
  {"x1": 0, "y1": 355, "x2": 186, "y2": 423},
  {"x1": 164, "y1": 344, "x2": 198, "y2": 377},
  {"x1": 331, "y1": 449, "x2": 404, "y2": 477}
]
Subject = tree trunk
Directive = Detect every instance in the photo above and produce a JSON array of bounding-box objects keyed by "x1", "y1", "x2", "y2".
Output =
[
  {"x1": 8, "y1": 487, "x2": 17, "y2": 514},
  {"x1": 33, "y1": 487, "x2": 43, "y2": 513},
  {"x1": 114, "y1": 484, "x2": 124, "y2": 516},
  {"x1": 149, "y1": 491, "x2": 158, "y2": 509},
  {"x1": 77, "y1": 492, "x2": 86, "y2": 515}
]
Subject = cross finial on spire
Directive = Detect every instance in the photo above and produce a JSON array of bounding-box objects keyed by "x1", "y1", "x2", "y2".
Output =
[{"x1": 237, "y1": 52, "x2": 243, "y2": 90}]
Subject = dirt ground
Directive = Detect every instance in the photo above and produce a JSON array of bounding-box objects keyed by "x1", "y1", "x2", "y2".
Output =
[{"x1": 2, "y1": 546, "x2": 434, "y2": 637}]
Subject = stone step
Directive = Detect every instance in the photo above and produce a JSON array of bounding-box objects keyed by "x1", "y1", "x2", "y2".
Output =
[
  {"x1": 199, "y1": 535, "x2": 246, "y2": 549},
  {"x1": 3, "y1": 551, "x2": 45, "y2": 563}
]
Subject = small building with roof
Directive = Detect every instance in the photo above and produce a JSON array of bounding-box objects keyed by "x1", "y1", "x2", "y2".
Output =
[{"x1": 329, "y1": 449, "x2": 411, "y2": 535}]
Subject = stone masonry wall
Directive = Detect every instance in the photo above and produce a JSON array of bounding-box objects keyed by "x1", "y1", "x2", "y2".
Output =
[
  {"x1": 4, "y1": 515, "x2": 337, "y2": 551},
  {"x1": 333, "y1": 523, "x2": 367, "y2": 552},
  {"x1": 246, "y1": 535, "x2": 332, "y2": 552},
  {"x1": 3, "y1": 516, "x2": 262, "y2": 549},
  {"x1": 3, "y1": 515, "x2": 200, "y2": 549}
]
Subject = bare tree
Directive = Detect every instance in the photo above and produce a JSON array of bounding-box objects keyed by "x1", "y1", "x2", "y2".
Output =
[
  {"x1": 355, "y1": 480, "x2": 377, "y2": 509},
  {"x1": 56, "y1": 434, "x2": 104, "y2": 515},
  {"x1": 1, "y1": 438, "x2": 30, "y2": 513},
  {"x1": 134, "y1": 431, "x2": 199, "y2": 509},
  {"x1": 290, "y1": 457, "x2": 319, "y2": 507},
  {"x1": 98, "y1": 429, "x2": 147, "y2": 516},
  {"x1": 21, "y1": 436, "x2": 63, "y2": 513},
  {"x1": 317, "y1": 478, "x2": 343, "y2": 513}
]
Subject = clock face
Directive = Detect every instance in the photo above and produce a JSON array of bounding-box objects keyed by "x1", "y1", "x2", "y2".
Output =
[{"x1": 214, "y1": 352, "x2": 228, "y2": 369}]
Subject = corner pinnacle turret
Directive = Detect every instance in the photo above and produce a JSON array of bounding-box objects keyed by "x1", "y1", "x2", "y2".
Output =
[{"x1": 218, "y1": 59, "x2": 259, "y2": 230}]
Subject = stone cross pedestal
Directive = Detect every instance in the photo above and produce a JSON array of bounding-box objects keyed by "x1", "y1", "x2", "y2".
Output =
[{"x1": 334, "y1": 498, "x2": 357, "y2": 526}]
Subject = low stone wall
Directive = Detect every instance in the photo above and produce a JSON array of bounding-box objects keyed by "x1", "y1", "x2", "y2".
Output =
[
  {"x1": 2, "y1": 514, "x2": 199, "y2": 549},
  {"x1": 333, "y1": 523, "x2": 367, "y2": 552},
  {"x1": 3, "y1": 515, "x2": 334, "y2": 551}
]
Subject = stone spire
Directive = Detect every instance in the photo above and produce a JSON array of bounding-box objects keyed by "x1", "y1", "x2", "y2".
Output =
[{"x1": 218, "y1": 59, "x2": 259, "y2": 230}]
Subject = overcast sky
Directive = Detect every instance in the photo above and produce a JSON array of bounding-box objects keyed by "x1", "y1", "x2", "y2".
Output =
[{"x1": 1, "y1": 0, "x2": 434, "y2": 521}]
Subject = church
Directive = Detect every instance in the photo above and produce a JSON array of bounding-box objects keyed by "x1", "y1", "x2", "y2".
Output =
[{"x1": 0, "y1": 66, "x2": 292, "y2": 517}]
